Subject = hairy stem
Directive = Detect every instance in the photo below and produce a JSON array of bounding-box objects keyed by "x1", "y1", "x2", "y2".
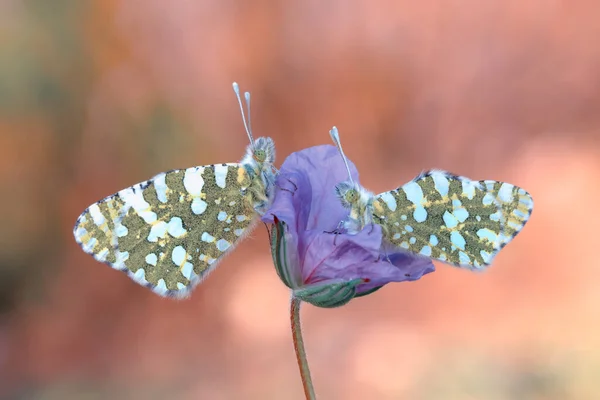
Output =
[{"x1": 290, "y1": 296, "x2": 316, "y2": 400}]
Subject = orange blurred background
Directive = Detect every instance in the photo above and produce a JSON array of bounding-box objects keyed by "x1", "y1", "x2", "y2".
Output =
[{"x1": 2, "y1": 1, "x2": 600, "y2": 399}]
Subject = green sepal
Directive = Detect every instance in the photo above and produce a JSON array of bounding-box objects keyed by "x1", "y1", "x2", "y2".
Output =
[
  {"x1": 269, "y1": 217, "x2": 370, "y2": 308},
  {"x1": 269, "y1": 217, "x2": 299, "y2": 289},
  {"x1": 293, "y1": 278, "x2": 365, "y2": 308}
]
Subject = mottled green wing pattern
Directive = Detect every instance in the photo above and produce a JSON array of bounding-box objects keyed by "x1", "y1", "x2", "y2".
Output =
[
  {"x1": 480, "y1": 180, "x2": 534, "y2": 248},
  {"x1": 73, "y1": 163, "x2": 258, "y2": 298},
  {"x1": 372, "y1": 170, "x2": 508, "y2": 270}
]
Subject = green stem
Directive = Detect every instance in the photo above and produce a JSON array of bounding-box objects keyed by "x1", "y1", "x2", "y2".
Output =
[{"x1": 290, "y1": 296, "x2": 316, "y2": 400}]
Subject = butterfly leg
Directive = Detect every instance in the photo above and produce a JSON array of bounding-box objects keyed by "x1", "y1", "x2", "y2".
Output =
[
  {"x1": 368, "y1": 222, "x2": 376, "y2": 235},
  {"x1": 324, "y1": 221, "x2": 346, "y2": 245}
]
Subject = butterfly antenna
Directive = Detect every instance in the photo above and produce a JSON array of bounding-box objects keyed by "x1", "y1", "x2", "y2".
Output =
[
  {"x1": 329, "y1": 126, "x2": 354, "y2": 185},
  {"x1": 245, "y1": 91, "x2": 254, "y2": 142},
  {"x1": 232, "y1": 82, "x2": 255, "y2": 148}
]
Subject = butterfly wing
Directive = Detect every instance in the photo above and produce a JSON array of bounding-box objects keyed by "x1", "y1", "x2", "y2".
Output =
[
  {"x1": 372, "y1": 170, "x2": 530, "y2": 270},
  {"x1": 73, "y1": 163, "x2": 258, "y2": 298},
  {"x1": 479, "y1": 180, "x2": 534, "y2": 247}
]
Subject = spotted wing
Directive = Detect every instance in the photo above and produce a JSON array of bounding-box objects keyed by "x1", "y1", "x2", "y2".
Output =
[
  {"x1": 73, "y1": 163, "x2": 258, "y2": 298},
  {"x1": 372, "y1": 170, "x2": 514, "y2": 270},
  {"x1": 480, "y1": 180, "x2": 533, "y2": 247}
]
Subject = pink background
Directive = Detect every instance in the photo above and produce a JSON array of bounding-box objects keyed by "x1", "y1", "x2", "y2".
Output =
[{"x1": 1, "y1": 1, "x2": 599, "y2": 398}]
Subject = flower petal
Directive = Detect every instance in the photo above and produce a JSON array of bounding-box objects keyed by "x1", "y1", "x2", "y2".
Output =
[{"x1": 263, "y1": 145, "x2": 435, "y2": 303}]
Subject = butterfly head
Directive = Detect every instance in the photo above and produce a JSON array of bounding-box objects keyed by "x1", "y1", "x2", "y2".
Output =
[
  {"x1": 233, "y1": 82, "x2": 277, "y2": 173},
  {"x1": 335, "y1": 181, "x2": 361, "y2": 209},
  {"x1": 251, "y1": 136, "x2": 276, "y2": 166},
  {"x1": 328, "y1": 126, "x2": 376, "y2": 232}
]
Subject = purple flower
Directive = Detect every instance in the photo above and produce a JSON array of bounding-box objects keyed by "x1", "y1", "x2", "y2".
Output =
[{"x1": 262, "y1": 145, "x2": 435, "y2": 308}]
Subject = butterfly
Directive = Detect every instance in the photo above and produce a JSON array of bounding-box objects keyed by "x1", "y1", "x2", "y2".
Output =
[
  {"x1": 73, "y1": 83, "x2": 278, "y2": 298},
  {"x1": 328, "y1": 126, "x2": 534, "y2": 270}
]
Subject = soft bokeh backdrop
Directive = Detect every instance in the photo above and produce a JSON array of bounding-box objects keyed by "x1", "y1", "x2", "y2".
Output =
[{"x1": 2, "y1": 1, "x2": 600, "y2": 399}]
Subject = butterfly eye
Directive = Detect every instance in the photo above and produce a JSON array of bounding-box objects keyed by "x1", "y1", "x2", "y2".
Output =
[
  {"x1": 345, "y1": 189, "x2": 359, "y2": 203},
  {"x1": 254, "y1": 149, "x2": 267, "y2": 162}
]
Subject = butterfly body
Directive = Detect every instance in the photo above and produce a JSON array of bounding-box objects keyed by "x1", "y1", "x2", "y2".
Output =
[
  {"x1": 240, "y1": 136, "x2": 277, "y2": 214},
  {"x1": 335, "y1": 181, "x2": 375, "y2": 233}
]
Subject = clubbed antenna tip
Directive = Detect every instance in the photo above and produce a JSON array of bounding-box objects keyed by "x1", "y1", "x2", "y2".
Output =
[{"x1": 232, "y1": 82, "x2": 255, "y2": 147}]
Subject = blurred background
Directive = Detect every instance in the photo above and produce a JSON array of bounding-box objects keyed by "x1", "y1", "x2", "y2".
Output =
[{"x1": 1, "y1": 0, "x2": 600, "y2": 399}]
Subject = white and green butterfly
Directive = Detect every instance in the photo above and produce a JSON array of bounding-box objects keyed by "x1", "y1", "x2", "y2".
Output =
[
  {"x1": 73, "y1": 83, "x2": 277, "y2": 298},
  {"x1": 329, "y1": 126, "x2": 533, "y2": 270}
]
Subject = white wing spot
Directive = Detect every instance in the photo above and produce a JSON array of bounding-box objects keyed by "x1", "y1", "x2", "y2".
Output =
[
  {"x1": 490, "y1": 210, "x2": 502, "y2": 222},
  {"x1": 201, "y1": 232, "x2": 216, "y2": 242},
  {"x1": 453, "y1": 208, "x2": 469, "y2": 223},
  {"x1": 118, "y1": 187, "x2": 157, "y2": 223},
  {"x1": 145, "y1": 253, "x2": 158, "y2": 266},
  {"x1": 513, "y1": 209, "x2": 528, "y2": 219},
  {"x1": 183, "y1": 167, "x2": 205, "y2": 196},
  {"x1": 443, "y1": 211, "x2": 458, "y2": 229},
  {"x1": 420, "y1": 245, "x2": 432, "y2": 257},
  {"x1": 115, "y1": 224, "x2": 128, "y2": 238},
  {"x1": 218, "y1": 211, "x2": 228, "y2": 221},
  {"x1": 216, "y1": 239, "x2": 231, "y2": 252},
  {"x1": 155, "y1": 279, "x2": 168, "y2": 295},
  {"x1": 82, "y1": 238, "x2": 97, "y2": 252},
  {"x1": 74, "y1": 226, "x2": 88, "y2": 241},
  {"x1": 181, "y1": 261, "x2": 193, "y2": 280},
  {"x1": 458, "y1": 251, "x2": 471, "y2": 265},
  {"x1": 94, "y1": 248, "x2": 109, "y2": 262},
  {"x1": 172, "y1": 245, "x2": 187, "y2": 266},
  {"x1": 214, "y1": 164, "x2": 228, "y2": 189},
  {"x1": 379, "y1": 192, "x2": 397, "y2": 211},
  {"x1": 148, "y1": 221, "x2": 168, "y2": 242},
  {"x1": 191, "y1": 198, "x2": 208, "y2": 215},
  {"x1": 113, "y1": 251, "x2": 129, "y2": 269},
  {"x1": 450, "y1": 231, "x2": 466, "y2": 250},
  {"x1": 234, "y1": 228, "x2": 244, "y2": 237},
  {"x1": 429, "y1": 235, "x2": 439, "y2": 246},
  {"x1": 482, "y1": 193, "x2": 495, "y2": 206},
  {"x1": 477, "y1": 228, "x2": 498, "y2": 244},
  {"x1": 133, "y1": 268, "x2": 149, "y2": 285},
  {"x1": 480, "y1": 250, "x2": 493, "y2": 264},
  {"x1": 153, "y1": 172, "x2": 169, "y2": 203},
  {"x1": 167, "y1": 217, "x2": 187, "y2": 238},
  {"x1": 413, "y1": 207, "x2": 428, "y2": 222},
  {"x1": 461, "y1": 179, "x2": 479, "y2": 200},
  {"x1": 498, "y1": 183, "x2": 515, "y2": 202},
  {"x1": 118, "y1": 185, "x2": 157, "y2": 224},
  {"x1": 431, "y1": 172, "x2": 450, "y2": 197},
  {"x1": 402, "y1": 181, "x2": 424, "y2": 206},
  {"x1": 88, "y1": 204, "x2": 106, "y2": 226}
]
